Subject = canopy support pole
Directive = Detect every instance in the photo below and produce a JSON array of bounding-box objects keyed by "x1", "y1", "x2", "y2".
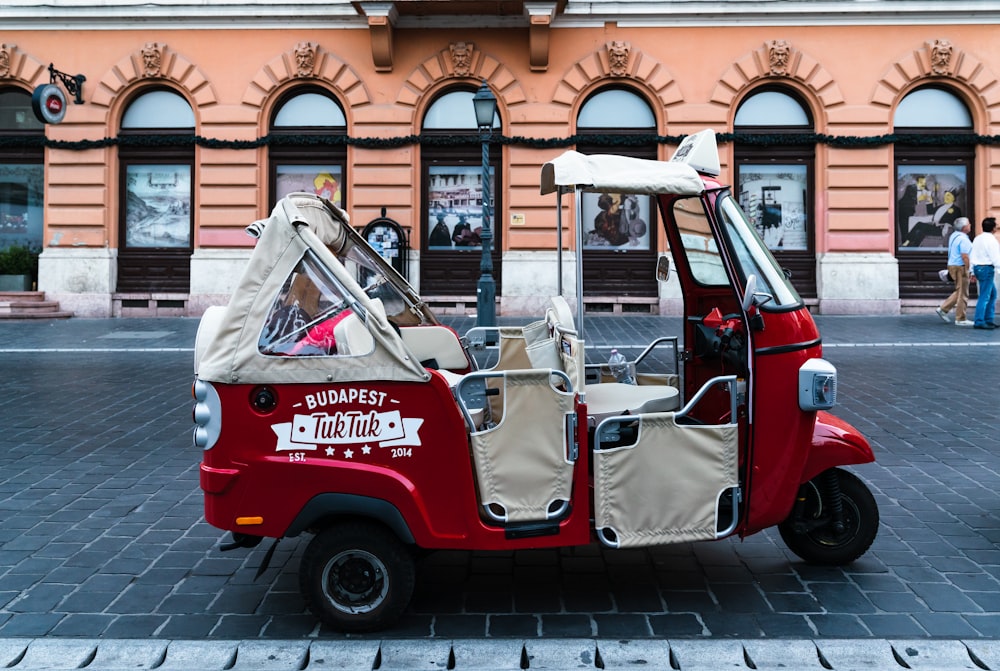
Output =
[
  {"x1": 574, "y1": 188, "x2": 585, "y2": 341},
  {"x1": 556, "y1": 187, "x2": 564, "y2": 296}
]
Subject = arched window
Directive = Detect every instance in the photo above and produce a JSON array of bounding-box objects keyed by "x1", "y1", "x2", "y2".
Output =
[
  {"x1": 576, "y1": 87, "x2": 658, "y2": 303},
  {"x1": 419, "y1": 87, "x2": 502, "y2": 297},
  {"x1": 893, "y1": 86, "x2": 974, "y2": 297},
  {"x1": 117, "y1": 88, "x2": 195, "y2": 292},
  {"x1": 734, "y1": 87, "x2": 816, "y2": 298},
  {"x1": 0, "y1": 88, "x2": 45, "y2": 254},
  {"x1": 269, "y1": 88, "x2": 347, "y2": 207}
]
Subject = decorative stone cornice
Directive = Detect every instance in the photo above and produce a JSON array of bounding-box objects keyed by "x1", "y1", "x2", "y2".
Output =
[
  {"x1": 525, "y1": 2, "x2": 557, "y2": 72},
  {"x1": 449, "y1": 42, "x2": 475, "y2": 78},
  {"x1": 929, "y1": 38, "x2": 953, "y2": 76},
  {"x1": 0, "y1": 44, "x2": 13, "y2": 78},
  {"x1": 607, "y1": 41, "x2": 631, "y2": 78},
  {"x1": 140, "y1": 42, "x2": 165, "y2": 78},
  {"x1": 293, "y1": 41, "x2": 318, "y2": 77},
  {"x1": 767, "y1": 39, "x2": 791, "y2": 77},
  {"x1": 359, "y1": 2, "x2": 397, "y2": 73}
]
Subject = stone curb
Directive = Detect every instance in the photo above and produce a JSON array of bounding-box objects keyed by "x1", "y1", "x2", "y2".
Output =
[{"x1": 1, "y1": 638, "x2": 999, "y2": 670}]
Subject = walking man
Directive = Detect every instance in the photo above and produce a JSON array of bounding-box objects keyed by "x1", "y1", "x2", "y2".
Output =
[
  {"x1": 937, "y1": 217, "x2": 974, "y2": 325},
  {"x1": 970, "y1": 216, "x2": 1000, "y2": 330}
]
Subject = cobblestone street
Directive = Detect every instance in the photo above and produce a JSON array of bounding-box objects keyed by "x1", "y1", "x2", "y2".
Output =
[{"x1": 0, "y1": 315, "x2": 998, "y2": 647}]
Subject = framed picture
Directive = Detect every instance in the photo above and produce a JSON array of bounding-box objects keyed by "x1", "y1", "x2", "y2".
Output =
[
  {"x1": 426, "y1": 165, "x2": 495, "y2": 250},
  {"x1": 737, "y1": 164, "x2": 809, "y2": 251},
  {"x1": 581, "y1": 192, "x2": 651, "y2": 250},
  {"x1": 275, "y1": 164, "x2": 343, "y2": 205},
  {"x1": 896, "y1": 164, "x2": 968, "y2": 251},
  {"x1": 124, "y1": 165, "x2": 191, "y2": 248}
]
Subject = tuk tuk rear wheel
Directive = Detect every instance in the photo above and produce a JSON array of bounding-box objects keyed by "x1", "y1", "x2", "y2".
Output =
[
  {"x1": 299, "y1": 521, "x2": 415, "y2": 632},
  {"x1": 778, "y1": 468, "x2": 878, "y2": 566}
]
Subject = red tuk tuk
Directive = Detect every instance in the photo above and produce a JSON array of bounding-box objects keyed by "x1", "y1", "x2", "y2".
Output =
[{"x1": 193, "y1": 130, "x2": 878, "y2": 631}]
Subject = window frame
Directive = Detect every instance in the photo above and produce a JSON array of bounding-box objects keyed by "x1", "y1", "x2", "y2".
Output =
[
  {"x1": 733, "y1": 86, "x2": 817, "y2": 298},
  {"x1": 268, "y1": 87, "x2": 348, "y2": 208}
]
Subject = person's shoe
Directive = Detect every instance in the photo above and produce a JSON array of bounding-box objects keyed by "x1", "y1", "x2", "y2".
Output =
[
  {"x1": 955, "y1": 319, "x2": 974, "y2": 326},
  {"x1": 975, "y1": 324, "x2": 991, "y2": 329},
  {"x1": 935, "y1": 307, "x2": 950, "y2": 322}
]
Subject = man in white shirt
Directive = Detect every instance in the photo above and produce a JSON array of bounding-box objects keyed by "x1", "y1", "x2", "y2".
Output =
[
  {"x1": 936, "y1": 217, "x2": 973, "y2": 325},
  {"x1": 969, "y1": 216, "x2": 1000, "y2": 329}
]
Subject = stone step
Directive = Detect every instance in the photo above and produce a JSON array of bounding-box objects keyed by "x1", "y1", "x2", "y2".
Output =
[
  {"x1": 0, "y1": 290, "x2": 45, "y2": 302},
  {"x1": 0, "y1": 291, "x2": 73, "y2": 319}
]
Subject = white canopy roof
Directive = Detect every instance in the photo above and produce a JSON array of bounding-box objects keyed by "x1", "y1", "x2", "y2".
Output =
[{"x1": 539, "y1": 150, "x2": 706, "y2": 196}]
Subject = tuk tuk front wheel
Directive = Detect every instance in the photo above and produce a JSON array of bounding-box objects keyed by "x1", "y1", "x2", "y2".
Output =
[
  {"x1": 299, "y1": 521, "x2": 415, "y2": 632},
  {"x1": 778, "y1": 468, "x2": 878, "y2": 566}
]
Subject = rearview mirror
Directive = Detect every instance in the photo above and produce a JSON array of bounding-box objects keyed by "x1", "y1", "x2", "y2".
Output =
[{"x1": 655, "y1": 256, "x2": 671, "y2": 282}]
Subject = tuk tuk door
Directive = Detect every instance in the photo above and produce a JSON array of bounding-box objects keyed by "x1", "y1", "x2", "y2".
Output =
[{"x1": 587, "y1": 192, "x2": 747, "y2": 549}]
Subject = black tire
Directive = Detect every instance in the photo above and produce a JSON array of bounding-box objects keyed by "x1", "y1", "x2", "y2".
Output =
[
  {"x1": 778, "y1": 468, "x2": 879, "y2": 566},
  {"x1": 299, "y1": 521, "x2": 415, "y2": 632}
]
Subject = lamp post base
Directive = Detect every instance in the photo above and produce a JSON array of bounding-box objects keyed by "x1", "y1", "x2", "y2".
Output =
[{"x1": 476, "y1": 275, "x2": 497, "y2": 327}]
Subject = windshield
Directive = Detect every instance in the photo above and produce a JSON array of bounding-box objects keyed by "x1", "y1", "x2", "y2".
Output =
[{"x1": 717, "y1": 194, "x2": 801, "y2": 309}]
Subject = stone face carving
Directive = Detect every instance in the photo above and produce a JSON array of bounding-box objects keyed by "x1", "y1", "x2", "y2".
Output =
[
  {"x1": 767, "y1": 39, "x2": 791, "y2": 76},
  {"x1": 294, "y1": 41, "x2": 317, "y2": 77},
  {"x1": 0, "y1": 44, "x2": 12, "y2": 78},
  {"x1": 930, "y1": 38, "x2": 954, "y2": 76},
  {"x1": 141, "y1": 42, "x2": 163, "y2": 77},
  {"x1": 608, "y1": 40, "x2": 631, "y2": 77},
  {"x1": 449, "y1": 41, "x2": 474, "y2": 77}
]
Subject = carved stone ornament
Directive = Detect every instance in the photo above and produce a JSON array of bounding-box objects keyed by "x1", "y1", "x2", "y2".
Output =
[
  {"x1": 767, "y1": 39, "x2": 792, "y2": 76},
  {"x1": 0, "y1": 44, "x2": 12, "y2": 78},
  {"x1": 449, "y1": 41, "x2": 474, "y2": 78},
  {"x1": 294, "y1": 41, "x2": 317, "y2": 77},
  {"x1": 140, "y1": 42, "x2": 164, "y2": 77},
  {"x1": 930, "y1": 38, "x2": 954, "y2": 76},
  {"x1": 608, "y1": 41, "x2": 631, "y2": 77}
]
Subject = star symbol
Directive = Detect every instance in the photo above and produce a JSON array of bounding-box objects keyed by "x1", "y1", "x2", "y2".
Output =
[
  {"x1": 362, "y1": 445, "x2": 372, "y2": 455},
  {"x1": 325, "y1": 446, "x2": 335, "y2": 456},
  {"x1": 343, "y1": 448, "x2": 354, "y2": 459}
]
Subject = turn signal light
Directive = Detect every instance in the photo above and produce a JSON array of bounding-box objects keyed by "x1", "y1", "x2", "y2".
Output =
[{"x1": 235, "y1": 516, "x2": 264, "y2": 526}]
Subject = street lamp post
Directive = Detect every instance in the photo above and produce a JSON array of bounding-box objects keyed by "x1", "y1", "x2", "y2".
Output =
[{"x1": 472, "y1": 80, "x2": 497, "y2": 327}]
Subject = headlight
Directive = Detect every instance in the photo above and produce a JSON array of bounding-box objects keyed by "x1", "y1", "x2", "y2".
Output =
[{"x1": 798, "y1": 358, "x2": 837, "y2": 411}]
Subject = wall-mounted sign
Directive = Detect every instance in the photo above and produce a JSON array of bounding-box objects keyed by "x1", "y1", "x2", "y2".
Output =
[{"x1": 31, "y1": 84, "x2": 66, "y2": 125}]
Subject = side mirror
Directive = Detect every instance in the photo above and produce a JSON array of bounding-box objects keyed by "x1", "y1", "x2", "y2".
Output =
[
  {"x1": 740, "y1": 274, "x2": 757, "y2": 312},
  {"x1": 655, "y1": 256, "x2": 671, "y2": 282}
]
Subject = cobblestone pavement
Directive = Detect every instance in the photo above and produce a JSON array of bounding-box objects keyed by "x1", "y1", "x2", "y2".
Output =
[{"x1": 0, "y1": 315, "x2": 999, "y2": 658}]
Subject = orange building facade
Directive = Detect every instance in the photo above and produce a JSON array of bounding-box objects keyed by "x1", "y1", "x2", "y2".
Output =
[{"x1": 2, "y1": 1, "x2": 999, "y2": 317}]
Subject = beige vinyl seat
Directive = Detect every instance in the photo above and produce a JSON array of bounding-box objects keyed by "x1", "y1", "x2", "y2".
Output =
[
  {"x1": 333, "y1": 299, "x2": 387, "y2": 356},
  {"x1": 537, "y1": 296, "x2": 680, "y2": 423}
]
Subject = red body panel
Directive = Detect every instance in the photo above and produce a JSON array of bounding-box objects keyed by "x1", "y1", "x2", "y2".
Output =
[
  {"x1": 742, "y1": 309, "x2": 822, "y2": 533},
  {"x1": 201, "y1": 371, "x2": 592, "y2": 550}
]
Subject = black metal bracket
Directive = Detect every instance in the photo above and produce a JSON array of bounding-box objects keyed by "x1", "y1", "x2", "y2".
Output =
[{"x1": 48, "y1": 63, "x2": 86, "y2": 105}]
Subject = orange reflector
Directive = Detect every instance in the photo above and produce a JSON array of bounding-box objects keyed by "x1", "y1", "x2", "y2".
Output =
[{"x1": 235, "y1": 516, "x2": 264, "y2": 526}]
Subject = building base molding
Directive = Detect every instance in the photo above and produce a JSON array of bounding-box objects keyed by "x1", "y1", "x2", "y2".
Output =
[{"x1": 816, "y1": 252, "x2": 900, "y2": 315}]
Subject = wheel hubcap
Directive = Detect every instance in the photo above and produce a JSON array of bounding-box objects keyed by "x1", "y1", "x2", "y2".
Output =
[{"x1": 322, "y1": 549, "x2": 389, "y2": 614}]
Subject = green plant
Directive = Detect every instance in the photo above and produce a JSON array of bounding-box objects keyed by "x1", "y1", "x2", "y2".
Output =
[{"x1": 0, "y1": 245, "x2": 39, "y2": 278}]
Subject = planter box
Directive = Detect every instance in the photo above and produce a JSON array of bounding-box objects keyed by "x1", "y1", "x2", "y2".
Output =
[{"x1": 0, "y1": 275, "x2": 32, "y2": 291}]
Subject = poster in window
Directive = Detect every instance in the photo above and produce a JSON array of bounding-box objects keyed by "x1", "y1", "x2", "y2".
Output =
[
  {"x1": 895, "y1": 165, "x2": 967, "y2": 251},
  {"x1": 581, "y1": 192, "x2": 651, "y2": 250},
  {"x1": 427, "y1": 165, "x2": 495, "y2": 250},
  {"x1": 737, "y1": 165, "x2": 808, "y2": 251},
  {"x1": 0, "y1": 164, "x2": 44, "y2": 250},
  {"x1": 276, "y1": 165, "x2": 343, "y2": 205},
  {"x1": 124, "y1": 165, "x2": 191, "y2": 248}
]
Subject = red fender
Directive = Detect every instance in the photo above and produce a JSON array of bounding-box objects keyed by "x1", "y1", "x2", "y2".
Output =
[{"x1": 801, "y1": 410, "x2": 875, "y2": 483}]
